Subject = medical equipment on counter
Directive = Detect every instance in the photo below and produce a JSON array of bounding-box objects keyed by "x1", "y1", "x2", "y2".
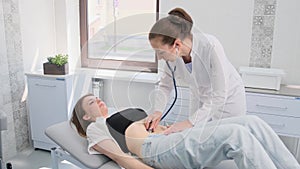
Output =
[
  {"x1": 92, "y1": 78, "x2": 104, "y2": 99},
  {"x1": 161, "y1": 61, "x2": 177, "y2": 120},
  {"x1": 239, "y1": 66, "x2": 285, "y2": 91}
]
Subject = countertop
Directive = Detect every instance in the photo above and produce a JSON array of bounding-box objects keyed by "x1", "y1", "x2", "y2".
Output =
[{"x1": 245, "y1": 84, "x2": 300, "y2": 97}]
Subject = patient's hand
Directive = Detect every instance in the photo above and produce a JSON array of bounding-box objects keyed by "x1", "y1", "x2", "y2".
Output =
[
  {"x1": 152, "y1": 125, "x2": 168, "y2": 134},
  {"x1": 163, "y1": 120, "x2": 193, "y2": 135}
]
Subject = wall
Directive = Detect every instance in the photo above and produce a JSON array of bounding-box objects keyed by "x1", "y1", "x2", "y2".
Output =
[
  {"x1": 160, "y1": 0, "x2": 253, "y2": 71},
  {"x1": 160, "y1": 0, "x2": 300, "y2": 85},
  {"x1": 19, "y1": 0, "x2": 56, "y2": 72},
  {"x1": 20, "y1": 0, "x2": 299, "y2": 85},
  {"x1": 272, "y1": 0, "x2": 300, "y2": 85},
  {"x1": 70, "y1": 69, "x2": 157, "y2": 115},
  {"x1": 19, "y1": 0, "x2": 80, "y2": 73},
  {"x1": 103, "y1": 79, "x2": 155, "y2": 112},
  {"x1": 0, "y1": 0, "x2": 17, "y2": 160},
  {"x1": 0, "y1": 0, "x2": 30, "y2": 160}
]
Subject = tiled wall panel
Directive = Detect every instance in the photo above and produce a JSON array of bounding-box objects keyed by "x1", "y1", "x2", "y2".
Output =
[
  {"x1": 0, "y1": 0, "x2": 29, "y2": 161},
  {"x1": 250, "y1": 0, "x2": 277, "y2": 67}
]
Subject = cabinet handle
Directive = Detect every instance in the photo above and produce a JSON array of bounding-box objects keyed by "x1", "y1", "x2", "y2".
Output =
[
  {"x1": 256, "y1": 104, "x2": 288, "y2": 111},
  {"x1": 35, "y1": 83, "x2": 56, "y2": 88}
]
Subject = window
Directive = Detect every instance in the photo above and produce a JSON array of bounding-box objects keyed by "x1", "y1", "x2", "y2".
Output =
[{"x1": 80, "y1": 0, "x2": 159, "y2": 73}]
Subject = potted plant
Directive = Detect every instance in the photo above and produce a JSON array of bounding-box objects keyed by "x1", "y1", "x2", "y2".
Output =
[{"x1": 43, "y1": 54, "x2": 69, "y2": 75}]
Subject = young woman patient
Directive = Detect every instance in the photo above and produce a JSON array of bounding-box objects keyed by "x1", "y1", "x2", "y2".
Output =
[{"x1": 70, "y1": 93, "x2": 300, "y2": 169}]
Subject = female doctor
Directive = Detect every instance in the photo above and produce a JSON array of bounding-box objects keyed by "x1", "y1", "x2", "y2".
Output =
[{"x1": 145, "y1": 8, "x2": 246, "y2": 134}]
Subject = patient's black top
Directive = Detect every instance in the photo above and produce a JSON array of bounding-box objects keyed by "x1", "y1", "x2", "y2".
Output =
[{"x1": 106, "y1": 108, "x2": 147, "y2": 153}]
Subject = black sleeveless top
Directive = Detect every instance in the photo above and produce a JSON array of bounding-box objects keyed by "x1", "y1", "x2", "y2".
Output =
[{"x1": 106, "y1": 108, "x2": 147, "y2": 153}]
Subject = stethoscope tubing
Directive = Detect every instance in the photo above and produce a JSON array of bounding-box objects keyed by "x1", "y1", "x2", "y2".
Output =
[{"x1": 161, "y1": 61, "x2": 178, "y2": 120}]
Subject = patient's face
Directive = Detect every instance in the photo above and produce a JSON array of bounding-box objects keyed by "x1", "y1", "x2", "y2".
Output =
[{"x1": 82, "y1": 96, "x2": 108, "y2": 121}]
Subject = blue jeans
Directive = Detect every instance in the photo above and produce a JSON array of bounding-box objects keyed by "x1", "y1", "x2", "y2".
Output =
[{"x1": 141, "y1": 115, "x2": 300, "y2": 169}]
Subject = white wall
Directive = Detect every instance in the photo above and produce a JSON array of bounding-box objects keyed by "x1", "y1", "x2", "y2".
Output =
[
  {"x1": 272, "y1": 0, "x2": 300, "y2": 85},
  {"x1": 65, "y1": 0, "x2": 81, "y2": 71},
  {"x1": 18, "y1": 0, "x2": 300, "y2": 98},
  {"x1": 18, "y1": 0, "x2": 154, "y2": 114},
  {"x1": 103, "y1": 79, "x2": 155, "y2": 112},
  {"x1": 160, "y1": 0, "x2": 254, "y2": 69},
  {"x1": 19, "y1": 0, "x2": 56, "y2": 72},
  {"x1": 19, "y1": 0, "x2": 299, "y2": 84},
  {"x1": 19, "y1": 0, "x2": 80, "y2": 73},
  {"x1": 161, "y1": 0, "x2": 300, "y2": 85}
]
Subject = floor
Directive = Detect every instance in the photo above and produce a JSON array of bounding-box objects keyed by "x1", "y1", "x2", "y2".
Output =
[{"x1": 2, "y1": 148, "x2": 80, "y2": 169}]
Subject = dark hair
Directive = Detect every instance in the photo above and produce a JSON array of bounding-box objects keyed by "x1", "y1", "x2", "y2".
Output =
[
  {"x1": 149, "y1": 7, "x2": 193, "y2": 45},
  {"x1": 70, "y1": 93, "x2": 94, "y2": 137}
]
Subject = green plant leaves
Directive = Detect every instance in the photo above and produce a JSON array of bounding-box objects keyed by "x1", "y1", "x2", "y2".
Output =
[{"x1": 47, "y1": 54, "x2": 68, "y2": 66}]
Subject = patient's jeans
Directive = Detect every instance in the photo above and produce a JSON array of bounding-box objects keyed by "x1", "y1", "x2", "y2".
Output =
[{"x1": 141, "y1": 115, "x2": 300, "y2": 169}]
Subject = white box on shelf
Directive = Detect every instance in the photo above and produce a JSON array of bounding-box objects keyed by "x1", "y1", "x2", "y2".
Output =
[{"x1": 239, "y1": 66, "x2": 285, "y2": 90}]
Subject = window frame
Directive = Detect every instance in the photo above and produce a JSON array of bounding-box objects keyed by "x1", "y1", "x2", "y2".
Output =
[{"x1": 79, "y1": 0, "x2": 159, "y2": 73}]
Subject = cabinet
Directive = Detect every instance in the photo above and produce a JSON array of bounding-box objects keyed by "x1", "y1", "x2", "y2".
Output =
[
  {"x1": 246, "y1": 85, "x2": 300, "y2": 138},
  {"x1": 26, "y1": 73, "x2": 73, "y2": 150},
  {"x1": 160, "y1": 85, "x2": 300, "y2": 138}
]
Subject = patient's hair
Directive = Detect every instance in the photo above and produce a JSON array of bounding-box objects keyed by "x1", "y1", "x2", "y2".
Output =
[
  {"x1": 70, "y1": 93, "x2": 94, "y2": 137},
  {"x1": 149, "y1": 7, "x2": 193, "y2": 45}
]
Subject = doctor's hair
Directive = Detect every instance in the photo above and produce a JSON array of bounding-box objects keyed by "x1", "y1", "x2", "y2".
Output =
[
  {"x1": 70, "y1": 93, "x2": 94, "y2": 137},
  {"x1": 168, "y1": 8, "x2": 193, "y2": 24},
  {"x1": 149, "y1": 7, "x2": 193, "y2": 45}
]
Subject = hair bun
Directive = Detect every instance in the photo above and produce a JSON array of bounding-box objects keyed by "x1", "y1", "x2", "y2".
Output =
[{"x1": 168, "y1": 8, "x2": 193, "y2": 25}]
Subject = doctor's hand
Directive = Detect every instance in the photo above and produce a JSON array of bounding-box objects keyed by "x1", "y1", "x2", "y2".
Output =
[
  {"x1": 163, "y1": 120, "x2": 193, "y2": 135},
  {"x1": 145, "y1": 111, "x2": 162, "y2": 131}
]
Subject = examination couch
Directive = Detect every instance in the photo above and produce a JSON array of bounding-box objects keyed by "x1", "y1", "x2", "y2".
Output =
[{"x1": 45, "y1": 121, "x2": 238, "y2": 169}]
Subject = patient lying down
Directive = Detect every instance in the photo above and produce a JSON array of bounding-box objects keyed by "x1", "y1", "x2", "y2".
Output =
[{"x1": 70, "y1": 94, "x2": 300, "y2": 169}]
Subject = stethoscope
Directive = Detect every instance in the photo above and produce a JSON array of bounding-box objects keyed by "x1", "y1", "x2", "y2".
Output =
[
  {"x1": 161, "y1": 60, "x2": 178, "y2": 120},
  {"x1": 147, "y1": 51, "x2": 178, "y2": 132}
]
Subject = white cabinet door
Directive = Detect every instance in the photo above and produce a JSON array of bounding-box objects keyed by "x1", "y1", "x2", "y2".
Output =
[
  {"x1": 27, "y1": 76, "x2": 69, "y2": 149},
  {"x1": 247, "y1": 112, "x2": 300, "y2": 137},
  {"x1": 246, "y1": 92, "x2": 300, "y2": 137},
  {"x1": 246, "y1": 93, "x2": 300, "y2": 118}
]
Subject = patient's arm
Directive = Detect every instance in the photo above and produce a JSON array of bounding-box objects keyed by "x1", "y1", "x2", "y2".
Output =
[
  {"x1": 163, "y1": 120, "x2": 193, "y2": 135},
  {"x1": 92, "y1": 139, "x2": 153, "y2": 169}
]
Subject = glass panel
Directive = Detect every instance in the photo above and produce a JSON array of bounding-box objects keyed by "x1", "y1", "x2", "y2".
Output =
[{"x1": 87, "y1": 0, "x2": 156, "y2": 62}]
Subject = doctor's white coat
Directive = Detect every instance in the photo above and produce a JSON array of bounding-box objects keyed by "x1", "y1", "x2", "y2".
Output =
[{"x1": 155, "y1": 32, "x2": 246, "y2": 125}]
